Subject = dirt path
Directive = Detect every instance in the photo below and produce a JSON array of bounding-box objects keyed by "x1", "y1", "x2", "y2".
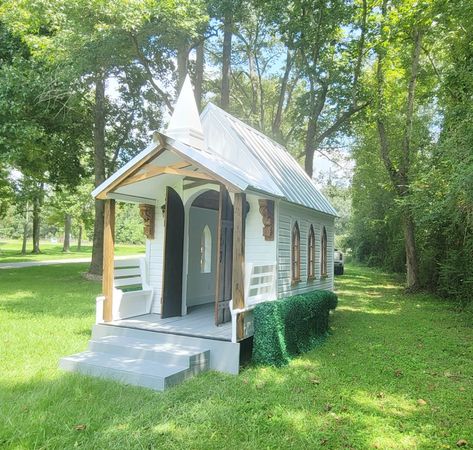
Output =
[{"x1": 0, "y1": 254, "x2": 142, "y2": 269}]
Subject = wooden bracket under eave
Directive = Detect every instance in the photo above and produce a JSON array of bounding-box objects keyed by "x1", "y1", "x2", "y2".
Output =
[
  {"x1": 258, "y1": 199, "x2": 275, "y2": 241},
  {"x1": 139, "y1": 204, "x2": 156, "y2": 239}
]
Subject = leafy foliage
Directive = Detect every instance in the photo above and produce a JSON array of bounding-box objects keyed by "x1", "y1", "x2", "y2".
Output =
[
  {"x1": 348, "y1": 0, "x2": 473, "y2": 304},
  {"x1": 252, "y1": 290, "x2": 338, "y2": 366}
]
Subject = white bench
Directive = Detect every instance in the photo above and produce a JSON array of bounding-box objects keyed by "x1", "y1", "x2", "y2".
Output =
[{"x1": 96, "y1": 257, "x2": 153, "y2": 322}]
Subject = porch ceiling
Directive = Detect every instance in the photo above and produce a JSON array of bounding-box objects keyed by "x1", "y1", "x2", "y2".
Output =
[
  {"x1": 93, "y1": 132, "x2": 250, "y2": 203},
  {"x1": 107, "y1": 145, "x2": 221, "y2": 202}
]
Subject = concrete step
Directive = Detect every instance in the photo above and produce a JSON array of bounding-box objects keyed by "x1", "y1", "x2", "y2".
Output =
[
  {"x1": 59, "y1": 350, "x2": 208, "y2": 391},
  {"x1": 88, "y1": 335, "x2": 210, "y2": 367},
  {"x1": 91, "y1": 323, "x2": 241, "y2": 374}
]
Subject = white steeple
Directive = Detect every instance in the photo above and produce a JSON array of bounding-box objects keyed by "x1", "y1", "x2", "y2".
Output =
[{"x1": 166, "y1": 75, "x2": 205, "y2": 150}]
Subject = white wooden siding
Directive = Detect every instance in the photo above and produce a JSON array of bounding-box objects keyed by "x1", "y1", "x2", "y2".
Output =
[
  {"x1": 277, "y1": 200, "x2": 335, "y2": 297},
  {"x1": 245, "y1": 194, "x2": 277, "y2": 267},
  {"x1": 149, "y1": 199, "x2": 165, "y2": 314}
]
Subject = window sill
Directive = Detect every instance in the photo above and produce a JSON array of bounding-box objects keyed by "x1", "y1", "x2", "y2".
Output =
[
  {"x1": 291, "y1": 279, "x2": 301, "y2": 286},
  {"x1": 321, "y1": 274, "x2": 328, "y2": 279},
  {"x1": 307, "y1": 275, "x2": 315, "y2": 282}
]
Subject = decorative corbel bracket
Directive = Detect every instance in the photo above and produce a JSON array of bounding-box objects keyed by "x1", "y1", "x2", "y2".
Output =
[
  {"x1": 258, "y1": 199, "x2": 275, "y2": 241},
  {"x1": 139, "y1": 204, "x2": 156, "y2": 240}
]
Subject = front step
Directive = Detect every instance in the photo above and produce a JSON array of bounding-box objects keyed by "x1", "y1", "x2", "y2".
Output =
[
  {"x1": 59, "y1": 335, "x2": 210, "y2": 391},
  {"x1": 89, "y1": 335, "x2": 209, "y2": 367},
  {"x1": 92, "y1": 324, "x2": 241, "y2": 374}
]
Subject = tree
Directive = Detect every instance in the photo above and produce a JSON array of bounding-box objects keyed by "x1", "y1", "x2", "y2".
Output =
[
  {"x1": 0, "y1": 21, "x2": 87, "y2": 252},
  {"x1": 373, "y1": 0, "x2": 432, "y2": 290},
  {"x1": 257, "y1": 0, "x2": 370, "y2": 177},
  {"x1": 2, "y1": 0, "x2": 207, "y2": 272}
]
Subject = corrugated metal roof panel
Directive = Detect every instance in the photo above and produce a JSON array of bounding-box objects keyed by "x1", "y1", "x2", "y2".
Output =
[{"x1": 201, "y1": 103, "x2": 337, "y2": 216}]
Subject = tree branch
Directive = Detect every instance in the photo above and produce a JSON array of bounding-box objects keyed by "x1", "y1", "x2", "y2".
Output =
[{"x1": 130, "y1": 34, "x2": 174, "y2": 112}]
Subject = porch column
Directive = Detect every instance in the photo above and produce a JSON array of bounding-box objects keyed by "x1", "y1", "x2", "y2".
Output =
[
  {"x1": 102, "y1": 199, "x2": 115, "y2": 322},
  {"x1": 232, "y1": 193, "x2": 246, "y2": 340}
]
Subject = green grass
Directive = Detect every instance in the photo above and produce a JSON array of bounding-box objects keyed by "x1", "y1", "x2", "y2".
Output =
[
  {"x1": 0, "y1": 239, "x2": 145, "y2": 263},
  {"x1": 0, "y1": 264, "x2": 472, "y2": 449}
]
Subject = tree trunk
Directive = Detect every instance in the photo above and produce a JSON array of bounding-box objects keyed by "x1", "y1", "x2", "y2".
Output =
[
  {"x1": 304, "y1": 95, "x2": 318, "y2": 178},
  {"x1": 194, "y1": 41, "x2": 204, "y2": 111},
  {"x1": 31, "y1": 186, "x2": 43, "y2": 254},
  {"x1": 21, "y1": 200, "x2": 29, "y2": 255},
  {"x1": 403, "y1": 210, "x2": 420, "y2": 291},
  {"x1": 221, "y1": 10, "x2": 233, "y2": 111},
  {"x1": 89, "y1": 74, "x2": 107, "y2": 275},
  {"x1": 176, "y1": 41, "x2": 188, "y2": 91},
  {"x1": 303, "y1": 123, "x2": 316, "y2": 178},
  {"x1": 62, "y1": 213, "x2": 71, "y2": 252},
  {"x1": 248, "y1": 50, "x2": 258, "y2": 117},
  {"x1": 375, "y1": 3, "x2": 422, "y2": 291},
  {"x1": 77, "y1": 224, "x2": 83, "y2": 251},
  {"x1": 272, "y1": 49, "x2": 293, "y2": 139}
]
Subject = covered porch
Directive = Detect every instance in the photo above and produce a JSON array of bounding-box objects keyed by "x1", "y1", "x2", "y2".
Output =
[
  {"x1": 107, "y1": 303, "x2": 232, "y2": 341},
  {"x1": 95, "y1": 135, "x2": 248, "y2": 343}
]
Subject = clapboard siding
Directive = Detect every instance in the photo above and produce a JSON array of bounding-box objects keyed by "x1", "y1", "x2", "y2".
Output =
[
  {"x1": 149, "y1": 194, "x2": 165, "y2": 314},
  {"x1": 245, "y1": 194, "x2": 277, "y2": 267},
  {"x1": 277, "y1": 200, "x2": 335, "y2": 297}
]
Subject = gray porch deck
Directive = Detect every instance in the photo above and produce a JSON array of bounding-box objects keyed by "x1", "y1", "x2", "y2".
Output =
[{"x1": 107, "y1": 303, "x2": 232, "y2": 341}]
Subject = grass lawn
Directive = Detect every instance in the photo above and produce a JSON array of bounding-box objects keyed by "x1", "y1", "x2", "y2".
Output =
[
  {"x1": 0, "y1": 264, "x2": 472, "y2": 449},
  {"x1": 0, "y1": 239, "x2": 144, "y2": 263}
]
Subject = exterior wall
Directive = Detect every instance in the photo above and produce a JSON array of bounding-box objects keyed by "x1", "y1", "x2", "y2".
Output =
[
  {"x1": 277, "y1": 200, "x2": 335, "y2": 297},
  {"x1": 186, "y1": 206, "x2": 218, "y2": 307},
  {"x1": 148, "y1": 197, "x2": 165, "y2": 314},
  {"x1": 244, "y1": 193, "x2": 278, "y2": 270}
]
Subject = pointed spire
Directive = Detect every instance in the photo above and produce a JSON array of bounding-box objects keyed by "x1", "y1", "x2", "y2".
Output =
[{"x1": 166, "y1": 75, "x2": 205, "y2": 150}]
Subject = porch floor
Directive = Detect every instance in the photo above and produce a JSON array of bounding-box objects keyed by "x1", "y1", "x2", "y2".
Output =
[{"x1": 107, "y1": 303, "x2": 232, "y2": 341}]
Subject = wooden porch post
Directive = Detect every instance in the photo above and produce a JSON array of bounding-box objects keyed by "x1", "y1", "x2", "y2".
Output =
[
  {"x1": 102, "y1": 199, "x2": 115, "y2": 322},
  {"x1": 233, "y1": 193, "x2": 246, "y2": 340}
]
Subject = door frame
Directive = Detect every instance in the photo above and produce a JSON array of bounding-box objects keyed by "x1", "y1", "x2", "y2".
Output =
[
  {"x1": 181, "y1": 187, "x2": 220, "y2": 316},
  {"x1": 214, "y1": 185, "x2": 234, "y2": 325}
]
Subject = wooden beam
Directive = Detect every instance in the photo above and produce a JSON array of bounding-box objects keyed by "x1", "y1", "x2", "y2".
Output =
[
  {"x1": 232, "y1": 193, "x2": 246, "y2": 340},
  {"x1": 102, "y1": 199, "x2": 115, "y2": 322},
  {"x1": 106, "y1": 192, "x2": 155, "y2": 205},
  {"x1": 119, "y1": 162, "x2": 212, "y2": 187},
  {"x1": 183, "y1": 179, "x2": 220, "y2": 190},
  {"x1": 120, "y1": 166, "x2": 166, "y2": 186},
  {"x1": 164, "y1": 167, "x2": 214, "y2": 180},
  {"x1": 96, "y1": 145, "x2": 164, "y2": 199}
]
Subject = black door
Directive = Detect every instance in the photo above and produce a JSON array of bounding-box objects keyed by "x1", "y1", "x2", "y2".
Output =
[
  {"x1": 161, "y1": 187, "x2": 184, "y2": 318},
  {"x1": 215, "y1": 186, "x2": 233, "y2": 325}
]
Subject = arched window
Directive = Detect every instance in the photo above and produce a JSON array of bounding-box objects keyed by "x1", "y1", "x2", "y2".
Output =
[
  {"x1": 291, "y1": 222, "x2": 301, "y2": 282},
  {"x1": 200, "y1": 225, "x2": 211, "y2": 273},
  {"x1": 321, "y1": 226, "x2": 328, "y2": 277},
  {"x1": 308, "y1": 225, "x2": 315, "y2": 279}
]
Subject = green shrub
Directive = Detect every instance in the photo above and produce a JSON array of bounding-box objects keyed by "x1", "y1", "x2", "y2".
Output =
[{"x1": 252, "y1": 290, "x2": 338, "y2": 367}]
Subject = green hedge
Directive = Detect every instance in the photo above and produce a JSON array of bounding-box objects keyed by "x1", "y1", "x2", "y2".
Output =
[{"x1": 252, "y1": 290, "x2": 338, "y2": 366}]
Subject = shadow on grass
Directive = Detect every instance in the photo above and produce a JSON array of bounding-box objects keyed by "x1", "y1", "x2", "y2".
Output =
[
  {"x1": 1, "y1": 263, "x2": 471, "y2": 449},
  {"x1": 0, "y1": 352, "x2": 449, "y2": 450}
]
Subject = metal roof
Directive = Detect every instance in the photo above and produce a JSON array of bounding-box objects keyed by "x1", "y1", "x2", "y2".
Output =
[{"x1": 201, "y1": 103, "x2": 338, "y2": 216}]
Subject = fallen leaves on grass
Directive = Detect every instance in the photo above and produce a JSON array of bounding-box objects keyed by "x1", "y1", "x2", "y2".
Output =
[
  {"x1": 73, "y1": 424, "x2": 86, "y2": 431},
  {"x1": 456, "y1": 439, "x2": 468, "y2": 447},
  {"x1": 417, "y1": 398, "x2": 427, "y2": 406}
]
